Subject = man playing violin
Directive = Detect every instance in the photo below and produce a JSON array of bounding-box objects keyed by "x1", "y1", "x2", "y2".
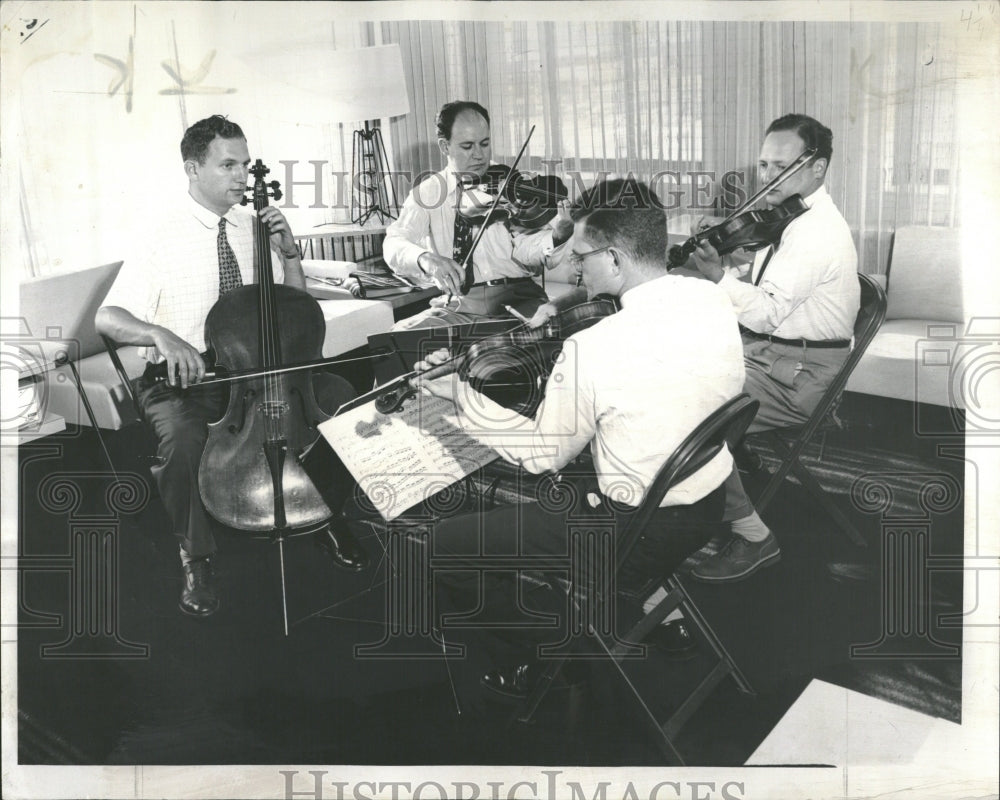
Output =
[
  {"x1": 95, "y1": 114, "x2": 368, "y2": 618},
  {"x1": 383, "y1": 100, "x2": 573, "y2": 330},
  {"x1": 414, "y1": 178, "x2": 751, "y2": 701},
  {"x1": 688, "y1": 113, "x2": 861, "y2": 583}
]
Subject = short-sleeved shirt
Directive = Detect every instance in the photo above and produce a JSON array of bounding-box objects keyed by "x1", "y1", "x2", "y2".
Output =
[{"x1": 100, "y1": 192, "x2": 283, "y2": 361}]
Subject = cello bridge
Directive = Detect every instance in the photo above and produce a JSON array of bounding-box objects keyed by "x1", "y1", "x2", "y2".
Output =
[{"x1": 258, "y1": 401, "x2": 290, "y2": 419}]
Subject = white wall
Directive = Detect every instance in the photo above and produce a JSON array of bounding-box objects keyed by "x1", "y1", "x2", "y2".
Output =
[{"x1": 2, "y1": 1, "x2": 371, "y2": 278}]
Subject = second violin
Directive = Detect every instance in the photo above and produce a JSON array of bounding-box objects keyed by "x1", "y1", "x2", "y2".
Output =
[
  {"x1": 668, "y1": 195, "x2": 808, "y2": 267},
  {"x1": 668, "y1": 147, "x2": 817, "y2": 268}
]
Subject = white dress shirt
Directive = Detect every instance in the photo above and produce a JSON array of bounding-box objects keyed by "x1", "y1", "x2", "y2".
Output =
[
  {"x1": 717, "y1": 185, "x2": 859, "y2": 340},
  {"x1": 101, "y1": 193, "x2": 285, "y2": 361},
  {"x1": 383, "y1": 168, "x2": 566, "y2": 285},
  {"x1": 454, "y1": 274, "x2": 746, "y2": 508}
]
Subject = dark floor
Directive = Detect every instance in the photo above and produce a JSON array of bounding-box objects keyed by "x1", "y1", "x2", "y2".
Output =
[{"x1": 15, "y1": 392, "x2": 965, "y2": 766}]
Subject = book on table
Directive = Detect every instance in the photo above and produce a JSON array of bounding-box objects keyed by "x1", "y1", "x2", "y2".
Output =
[{"x1": 349, "y1": 270, "x2": 420, "y2": 299}]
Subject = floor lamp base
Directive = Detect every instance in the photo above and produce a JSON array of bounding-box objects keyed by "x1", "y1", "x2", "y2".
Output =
[{"x1": 351, "y1": 123, "x2": 399, "y2": 226}]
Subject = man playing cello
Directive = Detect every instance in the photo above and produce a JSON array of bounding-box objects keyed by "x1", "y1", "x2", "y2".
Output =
[{"x1": 96, "y1": 115, "x2": 368, "y2": 617}]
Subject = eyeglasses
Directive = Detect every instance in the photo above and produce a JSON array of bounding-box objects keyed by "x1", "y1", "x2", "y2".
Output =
[{"x1": 567, "y1": 245, "x2": 612, "y2": 266}]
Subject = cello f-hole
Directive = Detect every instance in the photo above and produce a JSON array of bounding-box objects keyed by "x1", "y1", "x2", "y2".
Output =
[
  {"x1": 228, "y1": 388, "x2": 256, "y2": 434},
  {"x1": 288, "y1": 385, "x2": 321, "y2": 429}
]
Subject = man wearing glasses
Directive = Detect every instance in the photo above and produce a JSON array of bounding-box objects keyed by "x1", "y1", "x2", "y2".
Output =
[{"x1": 414, "y1": 178, "x2": 750, "y2": 700}]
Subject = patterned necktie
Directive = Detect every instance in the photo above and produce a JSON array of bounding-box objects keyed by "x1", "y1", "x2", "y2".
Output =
[
  {"x1": 453, "y1": 183, "x2": 476, "y2": 289},
  {"x1": 217, "y1": 217, "x2": 244, "y2": 294}
]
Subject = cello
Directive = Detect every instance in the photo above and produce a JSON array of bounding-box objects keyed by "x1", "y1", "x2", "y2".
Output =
[{"x1": 198, "y1": 161, "x2": 336, "y2": 540}]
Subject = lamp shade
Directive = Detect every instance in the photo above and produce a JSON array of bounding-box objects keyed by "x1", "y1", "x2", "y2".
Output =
[
  {"x1": 327, "y1": 45, "x2": 410, "y2": 122},
  {"x1": 242, "y1": 43, "x2": 410, "y2": 123}
]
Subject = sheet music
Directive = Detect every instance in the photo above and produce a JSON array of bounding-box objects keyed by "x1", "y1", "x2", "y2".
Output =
[{"x1": 318, "y1": 393, "x2": 498, "y2": 521}]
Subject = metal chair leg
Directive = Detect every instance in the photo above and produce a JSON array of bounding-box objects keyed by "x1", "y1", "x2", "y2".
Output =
[{"x1": 60, "y1": 356, "x2": 118, "y2": 479}]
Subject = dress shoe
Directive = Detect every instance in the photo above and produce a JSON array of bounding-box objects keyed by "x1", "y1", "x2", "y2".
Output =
[
  {"x1": 315, "y1": 525, "x2": 369, "y2": 572},
  {"x1": 480, "y1": 661, "x2": 587, "y2": 700},
  {"x1": 690, "y1": 533, "x2": 781, "y2": 583},
  {"x1": 179, "y1": 557, "x2": 219, "y2": 617},
  {"x1": 481, "y1": 663, "x2": 537, "y2": 699},
  {"x1": 647, "y1": 620, "x2": 697, "y2": 659}
]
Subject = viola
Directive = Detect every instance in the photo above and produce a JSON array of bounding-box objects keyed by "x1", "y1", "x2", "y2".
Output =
[
  {"x1": 458, "y1": 164, "x2": 569, "y2": 230},
  {"x1": 667, "y1": 194, "x2": 809, "y2": 267},
  {"x1": 373, "y1": 297, "x2": 619, "y2": 418},
  {"x1": 198, "y1": 160, "x2": 336, "y2": 535}
]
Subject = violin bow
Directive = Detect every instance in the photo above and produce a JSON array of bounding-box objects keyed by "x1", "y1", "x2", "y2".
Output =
[
  {"x1": 716, "y1": 147, "x2": 818, "y2": 225},
  {"x1": 458, "y1": 125, "x2": 537, "y2": 294}
]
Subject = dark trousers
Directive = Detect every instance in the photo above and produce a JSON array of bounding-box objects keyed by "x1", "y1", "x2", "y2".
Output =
[
  {"x1": 430, "y1": 477, "x2": 726, "y2": 679},
  {"x1": 136, "y1": 368, "x2": 355, "y2": 559}
]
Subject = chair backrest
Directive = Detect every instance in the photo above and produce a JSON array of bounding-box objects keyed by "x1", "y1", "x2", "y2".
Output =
[
  {"x1": 101, "y1": 334, "x2": 146, "y2": 425},
  {"x1": 616, "y1": 394, "x2": 759, "y2": 563},
  {"x1": 787, "y1": 273, "x2": 887, "y2": 444},
  {"x1": 834, "y1": 273, "x2": 888, "y2": 406}
]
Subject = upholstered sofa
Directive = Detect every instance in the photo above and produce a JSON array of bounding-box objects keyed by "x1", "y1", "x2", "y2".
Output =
[{"x1": 846, "y1": 226, "x2": 967, "y2": 408}]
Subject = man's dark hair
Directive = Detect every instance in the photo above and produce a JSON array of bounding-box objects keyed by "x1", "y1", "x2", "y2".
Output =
[
  {"x1": 576, "y1": 178, "x2": 667, "y2": 266},
  {"x1": 766, "y1": 114, "x2": 833, "y2": 163},
  {"x1": 181, "y1": 115, "x2": 246, "y2": 163},
  {"x1": 436, "y1": 101, "x2": 490, "y2": 140}
]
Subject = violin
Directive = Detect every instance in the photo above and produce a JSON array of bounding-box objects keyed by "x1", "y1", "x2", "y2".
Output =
[
  {"x1": 198, "y1": 160, "x2": 337, "y2": 535},
  {"x1": 373, "y1": 297, "x2": 619, "y2": 418},
  {"x1": 458, "y1": 164, "x2": 569, "y2": 230},
  {"x1": 455, "y1": 125, "x2": 553, "y2": 294},
  {"x1": 668, "y1": 147, "x2": 818, "y2": 268},
  {"x1": 667, "y1": 195, "x2": 809, "y2": 267}
]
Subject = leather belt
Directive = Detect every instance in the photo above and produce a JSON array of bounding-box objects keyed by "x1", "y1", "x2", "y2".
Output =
[
  {"x1": 472, "y1": 276, "x2": 535, "y2": 288},
  {"x1": 740, "y1": 326, "x2": 851, "y2": 349}
]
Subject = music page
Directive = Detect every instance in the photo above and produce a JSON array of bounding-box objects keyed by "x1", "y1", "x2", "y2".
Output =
[{"x1": 318, "y1": 394, "x2": 498, "y2": 521}]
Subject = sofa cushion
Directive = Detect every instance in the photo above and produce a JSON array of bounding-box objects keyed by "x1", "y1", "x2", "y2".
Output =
[
  {"x1": 846, "y1": 319, "x2": 967, "y2": 408},
  {"x1": 18, "y1": 262, "x2": 124, "y2": 365},
  {"x1": 886, "y1": 227, "x2": 963, "y2": 323},
  {"x1": 45, "y1": 346, "x2": 146, "y2": 429}
]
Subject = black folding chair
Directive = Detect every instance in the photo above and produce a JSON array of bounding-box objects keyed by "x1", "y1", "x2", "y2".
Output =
[
  {"x1": 517, "y1": 393, "x2": 760, "y2": 764},
  {"x1": 747, "y1": 274, "x2": 888, "y2": 546},
  {"x1": 100, "y1": 334, "x2": 162, "y2": 468}
]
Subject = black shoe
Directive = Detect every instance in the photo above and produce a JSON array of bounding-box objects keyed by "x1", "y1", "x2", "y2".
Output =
[
  {"x1": 647, "y1": 620, "x2": 697, "y2": 659},
  {"x1": 315, "y1": 525, "x2": 368, "y2": 572},
  {"x1": 179, "y1": 558, "x2": 219, "y2": 617},
  {"x1": 480, "y1": 661, "x2": 587, "y2": 700},
  {"x1": 481, "y1": 663, "x2": 537, "y2": 699}
]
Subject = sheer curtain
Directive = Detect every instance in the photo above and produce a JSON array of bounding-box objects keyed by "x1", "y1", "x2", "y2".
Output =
[{"x1": 383, "y1": 19, "x2": 962, "y2": 275}]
